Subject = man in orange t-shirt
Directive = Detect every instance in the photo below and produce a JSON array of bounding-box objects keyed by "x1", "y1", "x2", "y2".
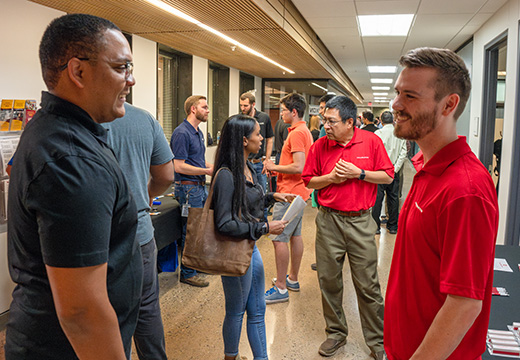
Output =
[{"x1": 264, "y1": 93, "x2": 313, "y2": 304}]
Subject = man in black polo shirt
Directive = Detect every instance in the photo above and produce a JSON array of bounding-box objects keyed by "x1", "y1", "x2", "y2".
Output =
[
  {"x1": 6, "y1": 14, "x2": 142, "y2": 360},
  {"x1": 240, "y1": 92, "x2": 274, "y2": 193},
  {"x1": 361, "y1": 110, "x2": 379, "y2": 132}
]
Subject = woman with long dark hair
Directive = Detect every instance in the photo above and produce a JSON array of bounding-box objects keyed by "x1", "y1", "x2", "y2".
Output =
[{"x1": 212, "y1": 114, "x2": 293, "y2": 360}]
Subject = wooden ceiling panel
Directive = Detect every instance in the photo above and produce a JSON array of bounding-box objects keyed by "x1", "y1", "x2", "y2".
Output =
[{"x1": 29, "y1": 0, "x2": 360, "y2": 99}]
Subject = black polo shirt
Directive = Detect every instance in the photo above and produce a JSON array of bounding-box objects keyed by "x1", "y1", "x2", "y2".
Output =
[
  {"x1": 6, "y1": 92, "x2": 142, "y2": 359},
  {"x1": 250, "y1": 109, "x2": 274, "y2": 160}
]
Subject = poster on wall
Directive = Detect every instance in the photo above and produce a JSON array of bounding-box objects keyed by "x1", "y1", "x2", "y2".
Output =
[{"x1": 0, "y1": 100, "x2": 13, "y2": 131}]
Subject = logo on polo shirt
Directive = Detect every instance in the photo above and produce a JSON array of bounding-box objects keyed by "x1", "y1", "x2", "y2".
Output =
[
  {"x1": 357, "y1": 156, "x2": 369, "y2": 159},
  {"x1": 415, "y1": 202, "x2": 423, "y2": 213}
]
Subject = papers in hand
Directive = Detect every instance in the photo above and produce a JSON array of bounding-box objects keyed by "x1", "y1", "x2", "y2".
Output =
[{"x1": 281, "y1": 195, "x2": 307, "y2": 223}]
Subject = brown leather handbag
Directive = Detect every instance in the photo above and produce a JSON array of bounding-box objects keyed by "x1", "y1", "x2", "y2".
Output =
[{"x1": 181, "y1": 168, "x2": 255, "y2": 277}]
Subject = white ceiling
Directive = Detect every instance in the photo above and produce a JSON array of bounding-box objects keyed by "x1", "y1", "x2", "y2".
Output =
[{"x1": 292, "y1": 0, "x2": 509, "y2": 104}]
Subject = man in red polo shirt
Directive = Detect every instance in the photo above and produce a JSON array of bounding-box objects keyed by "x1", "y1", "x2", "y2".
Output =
[
  {"x1": 302, "y1": 95, "x2": 393, "y2": 359},
  {"x1": 385, "y1": 48, "x2": 499, "y2": 359},
  {"x1": 264, "y1": 93, "x2": 313, "y2": 304}
]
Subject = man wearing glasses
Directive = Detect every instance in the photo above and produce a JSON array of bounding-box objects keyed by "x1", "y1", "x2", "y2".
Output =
[
  {"x1": 264, "y1": 93, "x2": 313, "y2": 304},
  {"x1": 6, "y1": 14, "x2": 141, "y2": 359},
  {"x1": 302, "y1": 96, "x2": 393, "y2": 359}
]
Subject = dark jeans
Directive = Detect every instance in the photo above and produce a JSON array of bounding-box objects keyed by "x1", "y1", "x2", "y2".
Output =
[
  {"x1": 372, "y1": 175, "x2": 400, "y2": 232},
  {"x1": 175, "y1": 183, "x2": 207, "y2": 279},
  {"x1": 134, "y1": 239, "x2": 167, "y2": 360}
]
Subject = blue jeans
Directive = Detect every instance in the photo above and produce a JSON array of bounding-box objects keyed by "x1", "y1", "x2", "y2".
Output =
[
  {"x1": 175, "y1": 183, "x2": 207, "y2": 280},
  {"x1": 251, "y1": 161, "x2": 267, "y2": 193},
  {"x1": 251, "y1": 161, "x2": 268, "y2": 221},
  {"x1": 134, "y1": 239, "x2": 167, "y2": 360},
  {"x1": 221, "y1": 246, "x2": 268, "y2": 360}
]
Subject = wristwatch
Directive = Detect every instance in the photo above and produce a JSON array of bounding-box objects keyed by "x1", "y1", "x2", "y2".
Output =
[
  {"x1": 261, "y1": 222, "x2": 269, "y2": 235},
  {"x1": 359, "y1": 169, "x2": 366, "y2": 180}
]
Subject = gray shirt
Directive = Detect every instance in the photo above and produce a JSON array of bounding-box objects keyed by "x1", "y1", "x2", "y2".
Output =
[{"x1": 103, "y1": 103, "x2": 173, "y2": 245}]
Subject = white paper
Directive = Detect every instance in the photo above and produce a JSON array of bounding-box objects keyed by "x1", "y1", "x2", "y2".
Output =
[
  {"x1": 281, "y1": 195, "x2": 307, "y2": 223},
  {"x1": 495, "y1": 258, "x2": 514, "y2": 272}
]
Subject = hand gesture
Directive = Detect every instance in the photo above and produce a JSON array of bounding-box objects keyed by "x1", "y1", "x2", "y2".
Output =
[
  {"x1": 273, "y1": 193, "x2": 297, "y2": 203},
  {"x1": 335, "y1": 159, "x2": 361, "y2": 179},
  {"x1": 264, "y1": 159, "x2": 275, "y2": 172},
  {"x1": 268, "y1": 220, "x2": 289, "y2": 235}
]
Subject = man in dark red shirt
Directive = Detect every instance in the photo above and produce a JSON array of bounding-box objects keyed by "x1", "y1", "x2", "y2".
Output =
[
  {"x1": 385, "y1": 48, "x2": 499, "y2": 359},
  {"x1": 302, "y1": 95, "x2": 393, "y2": 359}
]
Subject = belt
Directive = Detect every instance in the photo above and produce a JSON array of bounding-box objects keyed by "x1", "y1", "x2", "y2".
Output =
[
  {"x1": 321, "y1": 206, "x2": 370, "y2": 217},
  {"x1": 250, "y1": 158, "x2": 263, "y2": 164},
  {"x1": 175, "y1": 180, "x2": 205, "y2": 186}
]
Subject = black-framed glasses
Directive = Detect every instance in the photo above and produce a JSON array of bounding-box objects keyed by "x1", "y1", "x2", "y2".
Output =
[
  {"x1": 109, "y1": 60, "x2": 134, "y2": 80},
  {"x1": 323, "y1": 119, "x2": 342, "y2": 127},
  {"x1": 59, "y1": 57, "x2": 134, "y2": 80},
  {"x1": 59, "y1": 57, "x2": 90, "y2": 71}
]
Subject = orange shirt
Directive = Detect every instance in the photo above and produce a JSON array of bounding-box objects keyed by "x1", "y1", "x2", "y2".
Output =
[{"x1": 277, "y1": 121, "x2": 313, "y2": 200}]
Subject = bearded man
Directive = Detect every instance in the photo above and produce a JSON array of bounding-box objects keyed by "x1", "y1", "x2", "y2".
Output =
[
  {"x1": 385, "y1": 47, "x2": 499, "y2": 360},
  {"x1": 170, "y1": 95, "x2": 213, "y2": 287}
]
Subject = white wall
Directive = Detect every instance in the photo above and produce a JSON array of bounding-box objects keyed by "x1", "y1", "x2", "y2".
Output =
[
  {"x1": 131, "y1": 35, "x2": 157, "y2": 115},
  {"x1": 456, "y1": 41, "x2": 473, "y2": 139},
  {"x1": 229, "y1": 68, "x2": 240, "y2": 116},
  {"x1": 470, "y1": 0, "x2": 520, "y2": 244},
  {"x1": 0, "y1": 0, "x2": 64, "y2": 102}
]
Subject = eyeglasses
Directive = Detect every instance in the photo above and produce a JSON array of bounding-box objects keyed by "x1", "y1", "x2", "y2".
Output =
[
  {"x1": 59, "y1": 57, "x2": 134, "y2": 80},
  {"x1": 323, "y1": 119, "x2": 342, "y2": 127}
]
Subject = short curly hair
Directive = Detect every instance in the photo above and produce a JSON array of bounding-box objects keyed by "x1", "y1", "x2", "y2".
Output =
[{"x1": 39, "y1": 14, "x2": 120, "y2": 90}]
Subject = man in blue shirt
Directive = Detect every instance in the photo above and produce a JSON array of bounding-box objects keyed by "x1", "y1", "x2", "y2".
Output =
[
  {"x1": 170, "y1": 95, "x2": 213, "y2": 287},
  {"x1": 103, "y1": 103, "x2": 174, "y2": 359}
]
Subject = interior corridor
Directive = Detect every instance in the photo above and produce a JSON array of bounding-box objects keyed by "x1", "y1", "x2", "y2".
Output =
[
  {"x1": 149, "y1": 160, "x2": 415, "y2": 360},
  {"x1": 0, "y1": 160, "x2": 415, "y2": 360}
]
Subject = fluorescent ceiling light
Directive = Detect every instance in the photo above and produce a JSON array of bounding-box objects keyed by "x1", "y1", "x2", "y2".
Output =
[
  {"x1": 368, "y1": 66, "x2": 397, "y2": 73},
  {"x1": 497, "y1": 71, "x2": 506, "y2": 76},
  {"x1": 373, "y1": 92, "x2": 388, "y2": 96},
  {"x1": 371, "y1": 78, "x2": 393, "y2": 84},
  {"x1": 312, "y1": 82, "x2": 328, "y2": 92},
  {"x1": 375, "y1": 100, "x2": 389, "y2": 103},
  {"x1": 374, "y1": 97, "x2": 388, "y2": 100},
  {"x1": 144, "y1": 0, "x2": 295, "y2": 74},
  {"x1": 358, "y1": 14, "x2": 414, "y2": 37},
  {"x1": 372, "y1": 86, "x2": 390, "y2": 90}
]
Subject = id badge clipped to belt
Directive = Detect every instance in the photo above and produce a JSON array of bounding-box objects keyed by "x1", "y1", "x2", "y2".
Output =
[{"x1": 181, "y1": 194, "x2": 191, "y2": 217}]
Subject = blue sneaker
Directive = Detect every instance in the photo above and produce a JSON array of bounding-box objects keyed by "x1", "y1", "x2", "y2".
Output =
[
  {"x1": 272, "y1": 275, "x2": 300, "y2": 292},
  {"x1": 265, "y1": 286, "x2": 289, "y2": 304}
]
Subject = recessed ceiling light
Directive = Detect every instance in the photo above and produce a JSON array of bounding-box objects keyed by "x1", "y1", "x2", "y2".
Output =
[
  {"x1": 358, "y1": 14, "x2": 414, "y2": 37},
  {"x1": 373, "y1": 92, "x2": 388, "y2": 96},
  {"x1": 312, "y1": 82, "x2": 328, "y2": 92},
  {"x1": 368, "y1": 66, "x2": 397, "y2": 73},
  {"x1": 372, "y1": 86, "x2": 390, "y2": 90},
  {"x1": 144, "y1": 0, "x2": 295, "y2": 74},
  {"x1": 371, "y1": 79, "x2": 393, "y2": 84}
]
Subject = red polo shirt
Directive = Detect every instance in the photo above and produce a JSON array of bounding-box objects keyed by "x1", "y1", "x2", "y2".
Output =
[
  {"x1": 277, "y1": 120, "x2": 313, "y2": 200},
  {"x1": 302, "y1": 127, "x2": 393, "y2": 211},
  {"x1": 385, "y1": 137, "x2": 498, "y2": 360}
]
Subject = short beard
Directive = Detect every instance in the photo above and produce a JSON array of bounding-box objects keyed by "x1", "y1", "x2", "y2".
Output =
[
  {"x1": 394, "y1": 107, "x2": 438, "y2": 141},
  {"x1": 195, "y1": 111, "x2": 207, "y2": 122}
]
